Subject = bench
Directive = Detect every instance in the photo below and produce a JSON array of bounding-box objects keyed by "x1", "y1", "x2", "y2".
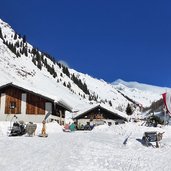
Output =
[{"x1": 142, "y1": 131, "x2": 164, "y2": 148}]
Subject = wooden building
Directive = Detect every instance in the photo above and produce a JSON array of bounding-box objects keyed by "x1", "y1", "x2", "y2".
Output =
[
  {"x1": 0, "y1": 83, "x2": 72, "y2": 124},
  {"x1": 74, "y1": 105, "x2": 127, "y2": 125}
]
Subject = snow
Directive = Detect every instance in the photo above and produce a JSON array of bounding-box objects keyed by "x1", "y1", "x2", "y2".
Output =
[
  {"x1": 113, "y1": 79, "x2": 168, "y2": 92},
  {"x1": 1, "y1": 18, "x2": 171, "y2": 170},
  {"x1": 0, "y1": 121, "x2": 171, "y2": 171},
  {"x1": 113, "y1": 81, "x2": 165, "y2": 107},
  {"x1": 0, "y1": 17, "x2": 169, "y2": 115},
  {"x1": 69, "y1": 69, "x2": 130, "y2": 110}
]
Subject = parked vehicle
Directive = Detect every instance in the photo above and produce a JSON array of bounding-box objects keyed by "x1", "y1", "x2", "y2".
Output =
[{"x1": 9, "y1": 121, "x2": 26, "y2": 136}]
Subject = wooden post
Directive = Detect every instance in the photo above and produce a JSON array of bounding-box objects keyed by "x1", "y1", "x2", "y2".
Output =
[
  {"x1": 156, "y1": 132, "x2": 159, "y2": 148},
  {"x1": 156, "y1": 141, "x2": 159, "y2": 148},
  {"x1": 59, "y1": 110, "x2": 62, "y2": 125}
]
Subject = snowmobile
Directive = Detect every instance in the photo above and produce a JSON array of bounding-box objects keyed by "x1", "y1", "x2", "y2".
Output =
[{"x1": 9, "y1": 121, "x2": 26, "y2": 136}]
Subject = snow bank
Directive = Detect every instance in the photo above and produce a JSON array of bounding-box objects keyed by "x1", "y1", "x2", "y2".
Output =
[
  {"x1": 92, "y1": 124, "x2": 110, "y2": 132},
  {"x1": 0, "y1": 121, "x2": 10, "y2": 136},
  {"x1": 0, "y1": 121, "x2": 63, "y2": 137},
  {"x1": 46, "y1": 121, "x2": 63, "y2": 133}
]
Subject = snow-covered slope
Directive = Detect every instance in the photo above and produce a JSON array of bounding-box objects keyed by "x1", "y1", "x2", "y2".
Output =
[
  {"x1": 113, "y1": 79, "x2": 169, "y2": 93},
  {"x1": 112, "y1": 79, "x2": 169, "y2": 108},
  {"x1": 0, "y1": 18, "x2": 89, "y2": 109},
  {"x1": 69, "y1": 69, "x2": 130, "y2": 110},
  {"x1": 0, "y1": 18, "x2": 168, "y2": 115}
]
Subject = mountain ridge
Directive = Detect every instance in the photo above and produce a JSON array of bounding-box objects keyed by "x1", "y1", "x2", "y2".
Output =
[
  {"x1": 0, "y1": 18, "x2": 166, "y2": 114},
  {"x1": 112, "y1": 79, "x2": 169, "y2": 92}
]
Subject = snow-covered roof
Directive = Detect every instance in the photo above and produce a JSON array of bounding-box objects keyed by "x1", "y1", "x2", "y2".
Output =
[
  {"x1": 73, "y1": 103, "x2": 128, "y2": 120},
  {"x1": 0, "y1": 82, "x2": 72, "y2": 111}
]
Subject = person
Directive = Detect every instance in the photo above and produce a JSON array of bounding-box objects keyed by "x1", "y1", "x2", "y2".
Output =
[
  {"x1": 64, "y1": 123, "x2": 69, "y2": 130},
  {"x1": 90, "y1": 121, "x2": 94, "y2": 130},
  {"x1": 69, "y1": 122, "x2": 76, "y2": 132},
  {"x1": 63, "y1": 123, "x2": 70, "y2": 132},
  {"x1": 41, "y1": 120, "x2": 46, "y2": 136}
]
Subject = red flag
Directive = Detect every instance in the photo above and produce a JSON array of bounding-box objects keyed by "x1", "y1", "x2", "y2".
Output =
[
  {"x1": 162, "y1": 93, "x2": 167, "y2": 107},
  {"x1": 162, "y1": 92, "x2": 171, "y2": 115}
]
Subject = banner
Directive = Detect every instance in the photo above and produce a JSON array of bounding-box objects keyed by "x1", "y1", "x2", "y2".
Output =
[{"x1": 162, "y1": 92, "x2": 171, "y2": 115}]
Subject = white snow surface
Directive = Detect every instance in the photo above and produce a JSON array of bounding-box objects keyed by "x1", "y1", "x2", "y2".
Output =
[
  {"x1": 113, "y1": 79, "x2": 169, "y2": 92},
  {"x1": 0, "y1": 121, "x2": 171, "y2": 171},
  {"x1": 112, "y1": 79, "x2": 169, "y2": 107}
]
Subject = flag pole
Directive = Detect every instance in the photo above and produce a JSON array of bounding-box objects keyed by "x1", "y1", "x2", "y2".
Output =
[
  {"x1": 164, "y1": 89, "x2": 167, "y2": 125},
  {"x1": 164, "y1": 106, "x2": 167, "y2": 125},
  {"x1": 162, "y1": 90, "x2": 167, "y2": 126}
]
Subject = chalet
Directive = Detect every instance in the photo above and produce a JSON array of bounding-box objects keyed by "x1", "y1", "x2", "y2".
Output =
[
  {"x1": 0, "y1": 83, "x2": 72, "y2": 124},
  {"x1": 73, "y1": 104, "x2": 127, "y2": 126}
]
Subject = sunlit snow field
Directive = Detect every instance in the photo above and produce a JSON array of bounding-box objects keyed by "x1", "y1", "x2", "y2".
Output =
[{"x1": 0, "y1": 121, "x2": 171, "y2": 171}]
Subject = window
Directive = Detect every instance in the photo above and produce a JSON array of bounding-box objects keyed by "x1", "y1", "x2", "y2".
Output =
[{"x1": 10, "y1": 101, "x2": 16, "y2": 109}]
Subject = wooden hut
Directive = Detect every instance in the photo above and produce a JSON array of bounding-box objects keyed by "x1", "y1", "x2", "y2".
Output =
[
  {"x1": 0, "y1": 83, "x2": 72, "y2": 124},
  {"x1": 74, "y1": 104, "x2": 127, "y2": 126}
]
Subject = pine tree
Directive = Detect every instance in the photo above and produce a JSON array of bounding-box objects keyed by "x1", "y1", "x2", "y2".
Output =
[
  {"x1": 15, "y1": 41, "x2": 20, "y2": 48},
  {"x1": 53, "y1": 72, "x2": 57, "y2": 78},
  {"x1": 44, "y1": 58, "x2": 47, "y2": 67},
  {"x1": 0, "y1": 28, "x2": 3, "y2": 40},
  {"x1": 109, "y1": 100, "x2": 112, "y2": 106},
  {"x1": 126, "y1": 103, "x2": 133, "y2": 115},
  {"x1": 67, "y1": 82, "x2": 71, "y2": 89},
  {"x1": 37, "y1": 60, "x2": 42, "y2": 70},
  {"x1": 89, "y1": 95, "x2": 92, "y2": 101},
  {"x1": 22, "y1": 46, "x2": 28, "y2": 57},
  {"x1": 32, "y1": 47, "x2": 38, "y2": 56},
  {"x1": 58, "y1": 62, "x2": 62, "y2": 68},
  {"x1": 32, "y1": 57, "x2": 36, "y2": 66},
  {"x1": 71, "y1": 74, "x2": 90, "y2": 95},
  {"x1": 62, "y1": 66, "x2": 70, "y2": 77},
  {"x1": 63, "y1": 82, "x2": 66, "y2": 87},
  {"x1": 14, "y1": 32, "x2": 17, "y2": 40},
  {"x1": 16, "y1": 51, "x2": 21, "y2": 57},
  {"x1": 40, "y1": 53, "x2": 44, "y2": 62}
]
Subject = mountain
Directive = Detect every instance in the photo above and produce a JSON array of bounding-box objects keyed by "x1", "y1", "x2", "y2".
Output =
[
  {"x1": 112, "y1": 79, "x2": 169, "y2": 107},
  {"x1": 0, "y1": 18, "x2": 167, "y2": 115},
  {"x1": 113, "y1": 79, "x2": 169, "y2": 93}
]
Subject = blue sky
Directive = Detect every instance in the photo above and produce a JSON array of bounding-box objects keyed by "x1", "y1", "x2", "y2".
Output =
[{"x1": 0, "y1": 0, "x2": 171, "y2": 87}]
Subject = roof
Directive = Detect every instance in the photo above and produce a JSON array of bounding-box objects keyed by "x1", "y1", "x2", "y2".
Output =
[
  {"x1": 73, "y1": 104, "x2": 128, "y2": 120},
  {"x1": 0, "y1": 82, "x2": 72, "y2": 111},
  {"x1": 57, "y1": 100, "x2": 73, "y2": 112},
  {"x1": 0, "y1": 82, "x2": 55, "y2": 101}
]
